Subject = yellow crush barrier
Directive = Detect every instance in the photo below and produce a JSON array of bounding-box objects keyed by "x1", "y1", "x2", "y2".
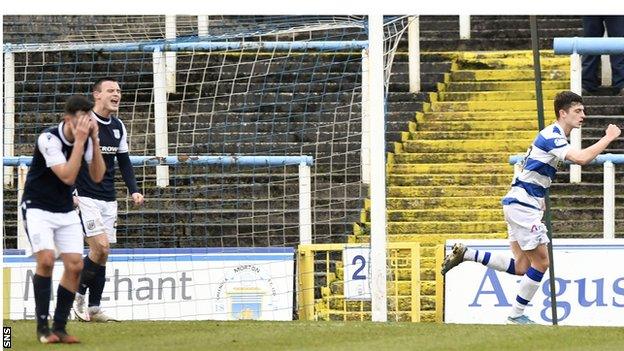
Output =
[{"x1": 298, "y1": 242, "x2": 445, "y2": 322}]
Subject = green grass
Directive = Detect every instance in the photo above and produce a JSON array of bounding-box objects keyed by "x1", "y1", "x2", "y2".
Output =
[{"x1": 3, "y1": 320, "x2": 624, "y2": 351}]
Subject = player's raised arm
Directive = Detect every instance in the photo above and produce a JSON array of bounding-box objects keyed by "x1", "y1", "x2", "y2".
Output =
[{"x1": 565, "y1": 124, "x2": 621, "y2": 165}]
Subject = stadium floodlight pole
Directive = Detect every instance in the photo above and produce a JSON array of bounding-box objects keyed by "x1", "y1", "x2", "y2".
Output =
[
  {"x1": 530, "y1": 15, "x2": 558, "y2": 326},
  {"x1": 368, "y1": 14, "x2": 388, "y2": 322}
]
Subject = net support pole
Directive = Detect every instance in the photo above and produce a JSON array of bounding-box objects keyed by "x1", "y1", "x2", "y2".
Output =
[
  {"x1": 153, "y1": 48, "x2": 170, "y2": 187},
  {"x1": 570, "y1": 52, "x2": 582, "y2": 183},
  {"x1": 361, "y1": 49, "x2": 371, "y2": 184},
  {"x1": 530, "y1": 15, "x2": 558, "y2": 326},
  {"x1": 408, "y1": 16, "x2": 420, "y2": 93},
  {"x1": 603, "y1": 161, "x2": 615, "y2": 239},
  {"x1": 4, "y1": 48, "x2": 15, "y2": 187},
  {"x1": 165, "y1": 14, "x2": 177, "y2": 93},
  {"x1": 298, "y1": 163, "x2": 312, "y2": 245},
  {"x1": 459, "y1": 15, "x2": 471, "y2": 39},
  {"x1": 197, "y1": 16, "x2": 209, "y2": 37},
  {"x1": 17, "y1": 164, "x2": 29, "y2": 251},
  {"x1": 368, "y1": 14, "x2": 388, "y2": 322}
]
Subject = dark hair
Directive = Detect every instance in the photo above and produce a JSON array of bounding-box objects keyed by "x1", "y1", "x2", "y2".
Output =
[
  {"x1": 554, "y1": 91, "x2": 583, "y2": 118},
  {"x1": 92, "y1": 77, "x2": 119, "y2": 92},
  {"x1": 64, "y1": 95, "x2": 94, "y2": 115}
]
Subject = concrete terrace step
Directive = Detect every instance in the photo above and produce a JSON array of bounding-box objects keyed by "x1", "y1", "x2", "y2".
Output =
[
  {"x1": 437, "y1": 90, "x2": 561, "y2": 101},
  {"x1": 416, "y1": 111, "x2": 547, "y2": 122},
  {"x1": 408, "y1": 130, "x2": 537, "y2": 140},
  {"x1": 385, "y1": 209, "x2": 503, "y2": 222},
  {"x1": 454, "y1": 57, "x2": 569, "y2": 70},
  {"x1": 415, "y1": 120, "x2": 539, "y2": 132},
  {"x1": 388, "y1": 174, "x2": 513, "y2": 186},
  {"x1": 444, "y1": 80, "x2": 569, "y2": 92},
  {"x1": 387, "y1": 185, "x2": 508, "y2": 198},
  {"x1": 380, "y1": 221, "x2": 508, "y2": 234},
  {"x1": 429, "y1": 100, "x2": 553, "y2": 112},
  {"x1": 385, "y1": 196, "x2": 502, "y2": 210},
  {"x1": 388, "y1": 163, "x2": 513, "y2": 175},
  {"x1": 401, "y1": 139, "x2": 530, "y2": 153},
  {"x1": 393, "y1": 152, "x2": 512, "y2": 164},
  {"x1": 450, "y1": 70, "x2": 568, "y2": 82}
]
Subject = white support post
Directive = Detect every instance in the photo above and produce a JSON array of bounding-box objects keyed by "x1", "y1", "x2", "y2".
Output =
[
  {"x1": 17, "y1": 165, "x2": 29, "y2": 252},
  {"x1": 197, "y1": 15, "x2": 209, "y2": 37},
  {"x1": 368, "y1": 14, "x2": 388, "y2": 322},
  {"x1": 4, "y1": 49, "x2": 15, "y2": 187},
  {"x1": 153, "y1": 48, "x2": 170, "y2": 187},
  {"x1": 165, "y1": 15, "x2": 177, "y2": 93},
  {"x1": 408, "y1": 16, "x2": 420, "y2": 94},
  {"x1": 361, "y1": 49, "x2": 371, "y2": 184},
  {"x1": 298, "y1": 163, "x2": 312, "y2": 245},
  {"x1": 603, "y1": 161, "x2": 615, "y2": 239},
  {"x1": 570, "y1": 52, "x2": 582, "y2": 183},
  {"x1": 459, "y1": 15, "x2": 471, "y2": 40},
  {"x1": 601, "y1": 32, "x2": 612, "y2": 86}
]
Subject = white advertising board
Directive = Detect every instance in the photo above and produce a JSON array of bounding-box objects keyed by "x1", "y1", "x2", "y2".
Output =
[
  {"x1": 3, "y1": 248, "x2": 294, "y2": 321},
  {"x1": 444, "y1": 239, "x2": 624, "y2": 326}
]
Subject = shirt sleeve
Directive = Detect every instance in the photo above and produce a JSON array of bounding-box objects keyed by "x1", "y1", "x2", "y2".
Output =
[
  {"x1": 549, "y1": 136, "x2": 571, "y2": 161},
  {"x1": 84, "y1": 138, "x2": 94, "y2": 164},
  {"x1": 117, "y1": 120, "x2": 129, "y2": 153},
  {"x1": 37, "y1": 133, "x2": 66, "y2": 167}
]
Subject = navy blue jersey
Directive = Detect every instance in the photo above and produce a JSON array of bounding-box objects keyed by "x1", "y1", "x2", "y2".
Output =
[
  {"x1": 22, "y1": 122, "x2": 93, "y2": 213},
  {"x1": 75, "y1": 112, "x2": 138, "y2": 201}
]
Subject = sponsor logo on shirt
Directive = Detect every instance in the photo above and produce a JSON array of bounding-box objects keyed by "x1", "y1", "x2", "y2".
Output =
[{"x1": 101, "y1": 146, "x2": 118, "y2": 154}]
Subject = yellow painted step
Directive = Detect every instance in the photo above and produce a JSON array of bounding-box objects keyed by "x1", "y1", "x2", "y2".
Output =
[
  {"x1": 408, "y1": 130, "x2": 536, "y2": 140},
  {"x1": 438, "y1": 90, "x2": 561, "y2": 102},
  {"x1": 387, "y1": 232, "x2": 506, "y2": 243},
  {"x1": 393, "y1": 152, "x2": 512, "y2": 164},
  {"x1": 387, "y1": 185, "x2": 508, "y2": 197},
  {"x1": 417, "y1": 111, "x2": 555, "y2": 122},
  {"x1": 416, "y1": 120, "x2": 539, "y2": 132},
  {"x1": 402, "y1": 139, "x2": 530, "y2": 153},
  {"x1": 386, "y1": 209, "x2": 503, "y2": 222},
  {"x1": 450, "y1": 69, "x2": 568, "y2": 81},
  {"x1": 456, "y1": 57, "x2": 569, "y2": 70},
  {"x1": 374, "y1": 221, "x2": 508, "y2": 234},
  {"x1": 430, "y1": 100, "x2": 553, "y2": 112},
  {"x1": 388, "y1": 163, "x2": 513, "y2": 175},
  {"x1": 388, "y1": 174, "x2": 513, "y2": 186},
  {"x1": 456, "y1": 50, "x2": 556, "y2": 60},
  {"x1": 445, "y1": 80, "x2": 569, "y2": 92},
  {"x1": 386, "y1": 196, "x2": 502, "y2": 209}
]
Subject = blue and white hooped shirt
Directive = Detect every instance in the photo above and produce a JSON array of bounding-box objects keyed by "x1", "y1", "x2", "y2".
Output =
[{"x1": 502, "y1": 122, "x2": 571, "y2": 211}]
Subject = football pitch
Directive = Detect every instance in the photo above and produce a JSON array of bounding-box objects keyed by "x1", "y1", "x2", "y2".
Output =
[{"x1": 4, "y1": 320, "x2": 624, "y2": 351}]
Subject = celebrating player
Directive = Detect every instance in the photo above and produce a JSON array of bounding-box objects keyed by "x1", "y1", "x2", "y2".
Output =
[
  {"x1": 441, "y1": 91, "x2": 621, "y2": 324},
  {"x1": 22, "y1": 95, "x2": 105, "y2": 343},
  {"x1": 72, "y1": 77, "x2": 144, "y2": 322}
]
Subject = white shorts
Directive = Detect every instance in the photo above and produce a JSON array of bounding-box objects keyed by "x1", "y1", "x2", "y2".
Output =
[
  {"x1": 76, "y1": 196, "x2": 118, "y2": 243},
  {"x1": 503, "y1": 204, "x2": 550, "y2": 251},
  {"x1": 21, "y1": 206, "x2": 84, "y2": 254}
]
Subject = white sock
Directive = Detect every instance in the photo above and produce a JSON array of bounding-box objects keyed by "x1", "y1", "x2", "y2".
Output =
[
  {"x1": 463, "y1": 248, "x2": 516, "y2": 274},
  {"x1": 510, "y1": 267, "x2": 545, "y2": 318}
]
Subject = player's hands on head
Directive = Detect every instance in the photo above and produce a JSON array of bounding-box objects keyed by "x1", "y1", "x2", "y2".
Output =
[
  {"x1": 605, "y1": 124, "x2": 621, "y2": 140},
  {"x1": 131, "y1": 192, "x2": 144, "y2": 206},
  {"x1": 72, "y1": 114, "x2": 91, "y2": 144}
]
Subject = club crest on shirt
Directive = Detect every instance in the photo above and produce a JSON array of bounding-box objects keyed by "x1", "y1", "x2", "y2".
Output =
[
  {"x1": 86, "y1": 220, "x2": 96, "y2": 230},
  {"x1": 113, "y1": 129, "x2": 121, "y2": 139}
]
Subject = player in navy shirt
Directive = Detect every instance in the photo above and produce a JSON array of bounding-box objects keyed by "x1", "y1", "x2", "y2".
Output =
[
  {"x1": 73, "y1": 77, "x2": 144, "y2": 322},
  {"x1": 22, "y1": 95, "x2": 105, "y2": 343}
]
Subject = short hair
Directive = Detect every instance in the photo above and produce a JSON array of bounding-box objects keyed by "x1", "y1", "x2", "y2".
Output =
[
  {"x1": 64, "y1": 95, "x2": 94, "y2": 115},
  {"x1": 92, "y1": 77, "x2": 119, "y2": 92},
  {"x1": 554, "y1": 91, "x2": 583, "y2": 118}
]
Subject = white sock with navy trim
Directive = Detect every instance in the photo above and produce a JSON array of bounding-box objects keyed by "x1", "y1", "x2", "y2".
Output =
[
  {"x1": 463, "y1": 248, "x2": 515, "y2": 274},
  {"x1": 510, "y1": 266, "x2": 545, "y2": 318}
]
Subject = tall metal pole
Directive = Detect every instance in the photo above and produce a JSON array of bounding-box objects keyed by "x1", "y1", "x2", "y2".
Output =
[{"x1": 530, "y1": 15, "x2": 558, "y2": 326}]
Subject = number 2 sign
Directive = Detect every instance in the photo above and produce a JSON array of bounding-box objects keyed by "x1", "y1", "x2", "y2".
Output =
[{"x1": 343, "y1": 246, "x2": 371, "y2": 300}]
